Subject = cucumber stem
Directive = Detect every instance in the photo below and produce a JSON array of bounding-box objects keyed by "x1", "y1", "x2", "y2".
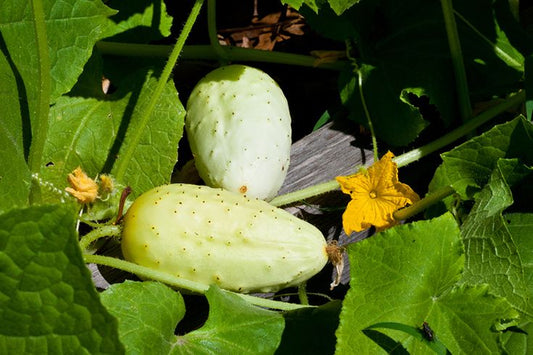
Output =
[
  {"x1": 84, "y1": 254, "x2": 311, "y2": 311},
  {"x1": 79, "y1": 224, "x2": 122, "y2": 251}
]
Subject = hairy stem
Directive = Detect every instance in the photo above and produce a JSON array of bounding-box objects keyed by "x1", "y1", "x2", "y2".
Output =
[
  {"x1": 96, "y1": 42, "x2": 347, "y2": 71},
  {"x1": 207, "y1": 0, "x2": 228, "y2": 63},
  {"x1": 298, "y1": 282, "x2": 309, "y2": 305},
  {"x1": 79, "y1": 224, "x2": 122, "y2": 251},
  {"x1": 84, "y1": 254, "x2": 310, "y2": 311},
  {"x1": 113, "y1": 0, "x2": 204, "y2": 181},
  {"x1": 393, "y1": 185, "x2": 455, "y2": 221}
]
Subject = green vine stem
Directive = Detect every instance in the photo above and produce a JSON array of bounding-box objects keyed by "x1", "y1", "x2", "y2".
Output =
[
  {"x1": 393, "y1": 185, "x2": 455, "y2": 221},
  {"x1": 79, "y1": 224, "x2": 122, "y2": 252},
  {"x1": 28, "y1": 0, "x2": 52, "y2": 203},
  {"x1": 346, "y1": 40, "x2": 379, "y2": 161},
  {"x1": 440, "y1": 0, "x2": 472, "y2": 122},
  {"x1": 298, "y1": 282, "x2": 309, "y2": 305},
  {"x1": 96, "y1": 42, "x2": 347, "y2": 71},
  {"x1": 207, "y1": 0, "x2": 228, "y2": 63},
  {"x1": 270, "y1": 179, "x2": 339, "y2": 207},
  {"x1": 113, "y1": 0, "x2": 204, "y2": 181},
  {"x1": 270, "y1": 90, "x2": 525, "y2": 207},
  {"x1": 84, "y1": 254, "x2": 310, "y2": 311}
]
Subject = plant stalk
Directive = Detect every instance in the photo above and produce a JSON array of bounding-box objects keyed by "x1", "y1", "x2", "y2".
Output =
[
  {"x1": 84, "y1": 254, "x2": 310, "y2": 311},
  {"x1": 79, "y1": 224, "x2": 122, "y2": 251},
  {"x1": 393, "y1": 185, "x2": 455, "y2": 221},
  {"x1": 96, "y1": 42, "x2": 347, "y2": 71},
  {"x1": 440, "y1": 0, "x2": 472, "y2": 122},
  {"x1": 207, "y1": 0, "x2": 228, "y2": 63}
]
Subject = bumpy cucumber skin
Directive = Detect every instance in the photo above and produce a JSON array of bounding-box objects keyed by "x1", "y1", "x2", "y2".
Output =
[
  {"x1": 121, "y1": 184, "x2": 327, "y2": 293},
  {"x1": 186, "y1": 65, "x2": 291, "y2": 200}
]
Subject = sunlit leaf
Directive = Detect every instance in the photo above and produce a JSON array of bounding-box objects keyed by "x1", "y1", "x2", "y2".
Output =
[
  {"x1": 0, "y1": 205, "x2": 123, "y2": 353},
  {"x1": 335, "y1": 213, "x2": 518, "y2": 354}
]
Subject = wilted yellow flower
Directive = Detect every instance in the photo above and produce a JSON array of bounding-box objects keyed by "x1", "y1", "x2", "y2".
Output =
[
  {"x1": 99, "y1": 174, "x2": 114, "y2": 194},
  {"x1": 65, "y1": 167, "x2": 98, "y2": 204},
  {"x1": 336, "y1": 151, "x2": 419, "y2": 234}
]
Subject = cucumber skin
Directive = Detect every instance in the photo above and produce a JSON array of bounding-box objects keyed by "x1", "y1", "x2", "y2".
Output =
[
  {"x1": 185, "y1": 65, "x2": 291, "y2": 200},
  {"x1": 121, "y1": 184, "x2": 328, "y2": 293}
]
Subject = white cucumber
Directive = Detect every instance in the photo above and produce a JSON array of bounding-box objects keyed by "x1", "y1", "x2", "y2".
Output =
[
  {"x1": 185, "y1": 65, "x2": 291, "y2": 200},
  {"x1": 121, "y1": 184, "x2": 328, "y2": 293}
]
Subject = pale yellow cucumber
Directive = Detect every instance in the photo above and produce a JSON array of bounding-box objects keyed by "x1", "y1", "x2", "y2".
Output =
[{"x1": 121, "y1": 184, "x2": 328, "y2": 293}]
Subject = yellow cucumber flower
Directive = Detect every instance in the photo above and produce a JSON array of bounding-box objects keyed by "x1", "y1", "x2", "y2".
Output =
[
  {"x1": 336, "y1": 151, "x2": 419, "y2": 234},
  {"x1": 65, "y1": 167, "x2": 98, "y2": 204}
]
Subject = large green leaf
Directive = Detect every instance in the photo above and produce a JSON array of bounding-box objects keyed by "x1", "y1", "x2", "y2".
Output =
[
  {"x1": 335, "y1": 213, "x2": 518, "y2": 354},
  {"x1": 0, "y1": 0, "x2": 115, "y2": 103},
  {"x1": 101, "y1": 281, "x2": 185, "y2": 355},
  {"x1": 0, "y1": 204, "x2": 123, "y2": 353},
  {"x1": 429, "y1": 116, "x2": 533, "y2": 200},
  {"x1": 461, "y1": 160, "x2": 533, "y2": 317},
  {"x1": 102, "y1": 282, "x2": 284, "y2": 354}
]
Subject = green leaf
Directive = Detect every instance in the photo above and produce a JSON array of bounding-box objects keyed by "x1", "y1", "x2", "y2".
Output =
[
  {"x1": 276, "y1": 300, "x2": 341, "y2": 355},
  {"x1": 174, "y1": 286, "x2": 285, "y2": 354},
  {"x1": 499, "y1": 213, "x2": 533, "y2": 353},
  {"x1": 102, "y1": 283, "x2": 284, "y2": 354},
  {"x1": 335, "y1": 213, "x2": 518, "y2": 354},
  {"x1": 104, "y1": 0, "x2": 173, "y2": 42},
  {"x1": 282, "y1": 0, "x2": 357, "y2": 15},
  {"x1": 364, "y1": 322, "x2": 449, "y2": 355},
  {"x1": 429, "y1": 116, "x2": 533, "y2": 200},
  {"x1": 0, "y1": 45, "x2": 31, "y2": 213},
  {"x1": 461, "y1": 159, "x2": 533, "y2": 316},
  {"x1": 0, "y1": 204, "x2": 123, "y2": 353},
  {"x1": 0, "y1": 0, "x2": 115, "y2": 103},
  {"x1": 338, "y1": 64, "x2": 430, "y2": 146},
  {"x1": 38, "y1": 65, "x2": 185, "y2": 202},
  {"x1": 101, "y1": 281, "x2": 185, "y2": 355},
  {"x1": 328, "y1": 0, "x2": 361, "y2": 15}
]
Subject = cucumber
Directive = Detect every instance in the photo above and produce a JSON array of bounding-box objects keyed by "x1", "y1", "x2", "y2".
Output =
[
  {"x1": 185, "y1": 65, "x2": 291, "y2": 200},
  {"x1": 121, "y1": 184, "x2": 328, "y2": 293}
]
